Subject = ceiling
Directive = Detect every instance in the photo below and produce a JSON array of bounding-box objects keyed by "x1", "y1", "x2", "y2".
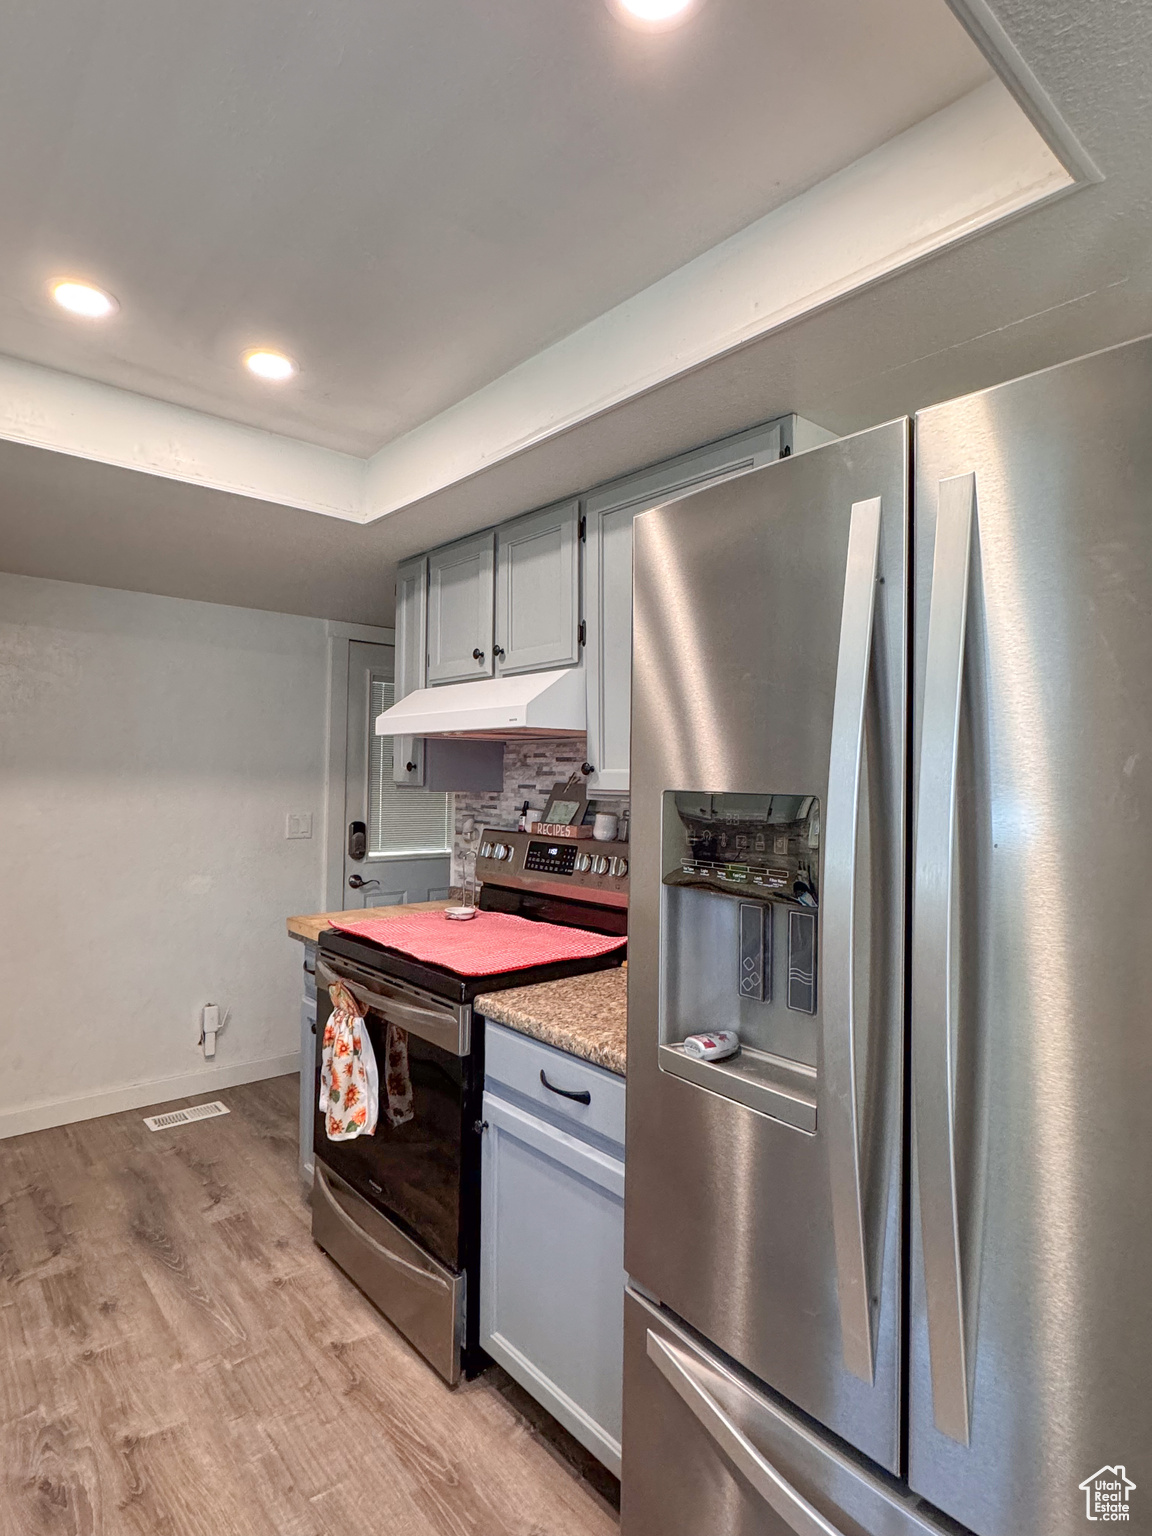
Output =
[
  {"x1": 2, "y1": 0, "x2": 1150, "y2": 629},
  {"x1": 0, "y1": 0, "x2": 990, "y2": 455}
]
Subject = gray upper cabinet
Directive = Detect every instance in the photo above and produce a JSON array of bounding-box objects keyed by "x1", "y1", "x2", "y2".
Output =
[
  {"x1": 583, "y1": 418, "x2": 803, "y2": 793},
  {"x1": 392, "y1": 555, "x2": 428, "y2": 785},
  {"x1": 427, "y1": 530, "x2": 495, "y2": 684},
  {"x1": 494, "y1": 500, "x2": 581, "y2": 676}
]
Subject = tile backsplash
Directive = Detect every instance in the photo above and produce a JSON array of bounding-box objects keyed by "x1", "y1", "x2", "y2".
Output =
[{"x1": 451, "y1": 737, "x2": 629, "y2": 887}]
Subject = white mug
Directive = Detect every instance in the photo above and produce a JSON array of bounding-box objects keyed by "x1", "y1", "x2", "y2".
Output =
[{"x1": 593, "y1": 812, "x2": 618, "y2": 842}]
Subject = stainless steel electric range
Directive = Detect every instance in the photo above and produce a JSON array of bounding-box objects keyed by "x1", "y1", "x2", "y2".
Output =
[{"x1": 311, "y1": 825, "x2": 629, "y2": 1384}]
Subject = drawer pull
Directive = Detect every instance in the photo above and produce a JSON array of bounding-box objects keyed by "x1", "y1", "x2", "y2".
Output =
[{"x1": 540, "y1": 1070, "x2": 591, "y2": 1105}]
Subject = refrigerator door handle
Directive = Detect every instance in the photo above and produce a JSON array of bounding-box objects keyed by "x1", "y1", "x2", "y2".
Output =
[
  {"x1": 912, "y1": 471, "x2": 976, "y2": 1446},
  {"x1": 822, "y1": 495, "x2": 882, "y2": 1385},
  {"x1": 646, "y1": 1329, "x2": 846, "y2": 1536}
]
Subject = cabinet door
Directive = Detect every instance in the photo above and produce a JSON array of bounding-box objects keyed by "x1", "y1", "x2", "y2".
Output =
[
  {"x1": 583, "y1": 421, "x2": 790, "y2": 793},
  {"x1": 494, "y1": 500, "x2": 580, "y2": 675},
  {"x1": 481, "y1": 1090, "x2": 625, "y2": 1475},
  {"x1": 427, "y1": 531, "x2": 495, "y2": 684},
  {"x1": 393, "y1": 555, "x2": 427, "y2": 785}
]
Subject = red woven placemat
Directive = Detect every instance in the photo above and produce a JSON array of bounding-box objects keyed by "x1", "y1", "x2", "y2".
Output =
[{"x1": 329, "y1": 909, "x2": 625, "y2": 976}]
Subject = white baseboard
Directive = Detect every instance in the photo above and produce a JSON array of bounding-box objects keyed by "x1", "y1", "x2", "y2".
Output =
[{"x1": 0, "y1": 1052, "x2": 302, "y2": 1141}]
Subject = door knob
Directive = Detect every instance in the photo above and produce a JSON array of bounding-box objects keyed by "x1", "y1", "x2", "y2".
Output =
[
  {"x1": 472, "y1": 648, "x2": 485, "y2": 661},
  {"x1": 405, "y1": 761, "x2": 417, "y2": 774},
  {"x1": 347, "y1": 874, "x2": 380, "y2": 891},
  {"x1": 493, "y1": 644, "x2": 505, "y2": 661}
]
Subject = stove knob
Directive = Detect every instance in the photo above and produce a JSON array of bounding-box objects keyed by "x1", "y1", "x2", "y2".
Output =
[
  {"x1": 610, "y1": 857, "x2": 629, "y2": 878},
  {"x1": 480, "y1": 842, "x2": 493, "y2": 858},
  {"x1": 493, "y1": 843, "x2": 508, "y2": 860},
  {"x1": 504, "y1": 844, "x2": 516, "y2": 861},
  {"x1": 575, "y1": 852, "x2": 592, "y2": 873},
  {"x1": 591, "y1": 855, "x2": 609, "y2": 875}
]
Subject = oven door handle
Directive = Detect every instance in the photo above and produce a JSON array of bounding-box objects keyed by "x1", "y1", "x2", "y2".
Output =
[
  {"x1": 316, "y1": 959, "x2": 469, "y2": 1056},
  {"x1": 314, "y1": 1166, "x2": 451, "y2": 1293}
]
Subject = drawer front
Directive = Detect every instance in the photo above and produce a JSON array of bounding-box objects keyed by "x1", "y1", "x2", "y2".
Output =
[{"x1": 483, "y1": 1022, "x2": 625, "y2": 1149}]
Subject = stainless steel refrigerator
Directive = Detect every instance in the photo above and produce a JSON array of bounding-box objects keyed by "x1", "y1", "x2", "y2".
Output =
[{"x1": 622, "y1": 335, "x2": 1152, "y2": 1536}]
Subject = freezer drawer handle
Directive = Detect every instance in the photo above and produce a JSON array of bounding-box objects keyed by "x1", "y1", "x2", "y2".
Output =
[
  {"x1": 539, "y1": 1070, "x2": 591, "y2": 1105},
  {"x1": 646, "y1": 1330, "x2": 844, "y2": 1536},
  {"x1": 911, "y1": 471, "x2": 976, "y2": 1447},
  {"x1": 822, "y1": 495, "x2": 882, "y2": 1385}
]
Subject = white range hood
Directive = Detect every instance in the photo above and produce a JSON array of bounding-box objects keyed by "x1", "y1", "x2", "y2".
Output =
[{"x1": 375, "y1": 667, "x2": 586, "y2": 738}]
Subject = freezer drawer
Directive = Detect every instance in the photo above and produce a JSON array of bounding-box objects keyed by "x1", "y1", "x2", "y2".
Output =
[
  {"x1": 909, "y1": 336, "x2": 1152, "y2": 1536},
  {"x1": 622, "y1": 1289, "x2": 947, "y2": 1536}
]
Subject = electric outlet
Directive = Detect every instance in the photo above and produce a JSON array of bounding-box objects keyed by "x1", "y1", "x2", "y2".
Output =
[{"x1": 286, "y1": 812, "x2": 313, "y2": 839}]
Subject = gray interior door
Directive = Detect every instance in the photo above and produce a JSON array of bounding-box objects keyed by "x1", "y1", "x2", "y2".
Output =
[
  {"x1": 344, "y1": 640, "x2": 452, "y2": 907},
  {"x1": 625, "y1": 422, "x2": 908, "y2": 1471},
  {"x1": 909, "y1": 337, "x2": 1152, "y2": 1536}
]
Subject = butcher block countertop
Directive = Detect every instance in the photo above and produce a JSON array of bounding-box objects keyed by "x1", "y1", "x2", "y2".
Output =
[
  {"x1": 286, "y1": 899, "x2": 450, "y2": 945},
  {"x1": 476, "y1": 965, "x2": 628, "y2": 1078}
]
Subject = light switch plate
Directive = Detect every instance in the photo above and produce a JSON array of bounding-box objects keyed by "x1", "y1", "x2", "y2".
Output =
[{"x1": 286, "y1": 812, "x2": 313, "y2": 839}]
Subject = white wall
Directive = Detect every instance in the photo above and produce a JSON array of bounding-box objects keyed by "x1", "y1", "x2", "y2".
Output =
[{"x1": 0, "y1": 573, "x2": 330, "y2": 1137}]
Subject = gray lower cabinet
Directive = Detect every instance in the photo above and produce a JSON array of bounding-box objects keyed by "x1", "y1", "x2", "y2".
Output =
[
  {"x1": 494, "y1": 499, "x2": 581, "y2": 675},
  {"x1": 427, "y1": 530, "x2": 495, "y2": 683},
  {"x1": 480, "y1": 1022, "x2": 626, "y2": 1475},
  {"x1": 392, "y1": 555, "x2": 427, "y2": 785}
]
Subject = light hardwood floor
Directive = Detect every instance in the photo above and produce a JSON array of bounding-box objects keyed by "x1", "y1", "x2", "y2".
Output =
[{"x1": 0, "y1": 1076, "x2": 619, "y2": 1536}]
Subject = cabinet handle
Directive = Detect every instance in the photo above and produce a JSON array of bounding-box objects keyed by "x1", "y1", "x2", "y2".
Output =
[
  {"x1": 540, "y1": 1070, "x2": 591, "y2": 1105},
  {"x1": 472, "y1": 647, "x2": 485, "y2": 661},
  {"x1": 493, "y1": 644, "x2": 505, "y2": 660},
  {"x1": 405, "y1": 761, "x2": 417, "y2": 774}
]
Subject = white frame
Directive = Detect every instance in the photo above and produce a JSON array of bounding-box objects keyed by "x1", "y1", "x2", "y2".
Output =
[{"x1": 322, "y1": 620, "x2": 395, "y2": 910}]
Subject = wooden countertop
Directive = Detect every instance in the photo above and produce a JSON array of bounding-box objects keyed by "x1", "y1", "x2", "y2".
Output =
[
  {"x1": 476, "y1": 965, "x2": 628, "y2": 1077},
  {"x1": 286, "y1": 899, "x2": 450, "y2": 945}
]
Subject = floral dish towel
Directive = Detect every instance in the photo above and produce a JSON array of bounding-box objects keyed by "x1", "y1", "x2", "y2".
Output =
[{"x1": 319, "y1": 980, "x2": 380, "y2": 1140}]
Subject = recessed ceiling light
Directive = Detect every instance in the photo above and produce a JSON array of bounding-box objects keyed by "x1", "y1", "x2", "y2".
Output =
[
  {"x1": 244, "y1": 349, "x2": 297, "y2": 382},
  {"x1": 52, "y1": 280, "x2": 118, "y2": 319},
  {"x1": 610, "y1": 0, "x2": 699, "y2": 27}
]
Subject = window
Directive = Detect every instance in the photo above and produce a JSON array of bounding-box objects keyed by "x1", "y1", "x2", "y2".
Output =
[{"x1": 367, "y1": 677, "x2": 453, "y2": 855}]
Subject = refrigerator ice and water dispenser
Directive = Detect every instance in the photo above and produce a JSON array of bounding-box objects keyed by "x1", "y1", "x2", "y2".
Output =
[{"x1": 658, "y1": 791, "x2": 822, "y2": 1134}]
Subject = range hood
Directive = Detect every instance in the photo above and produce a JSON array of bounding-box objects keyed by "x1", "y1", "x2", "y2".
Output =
[{"x1": 375, "y1": 667, "x2": 586, "y2": 738}]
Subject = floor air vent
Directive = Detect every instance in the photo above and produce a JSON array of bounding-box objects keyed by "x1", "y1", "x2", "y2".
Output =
[{"x1": 143, "y1": 1101, "x2": 231, "y2": 1131}]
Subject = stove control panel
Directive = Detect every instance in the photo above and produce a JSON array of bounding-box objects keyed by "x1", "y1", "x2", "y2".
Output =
[{"x1": 476, "y1": 828, "x2": 629, "y2": 907}]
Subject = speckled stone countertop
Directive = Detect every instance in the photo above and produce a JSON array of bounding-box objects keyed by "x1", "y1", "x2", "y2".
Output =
[{"x1": 476, "y1": 965, "x2": 628, "y2": 1077}]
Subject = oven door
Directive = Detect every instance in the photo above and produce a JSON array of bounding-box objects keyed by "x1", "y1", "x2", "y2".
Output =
[{"x1": 313, "y1": 955, "x2": 475, "y2": 1272}]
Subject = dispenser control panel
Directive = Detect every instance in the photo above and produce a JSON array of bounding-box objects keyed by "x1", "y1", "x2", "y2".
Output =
[{"x1": 662, "y1": 791, "x2": 819, "y2": 1016}]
